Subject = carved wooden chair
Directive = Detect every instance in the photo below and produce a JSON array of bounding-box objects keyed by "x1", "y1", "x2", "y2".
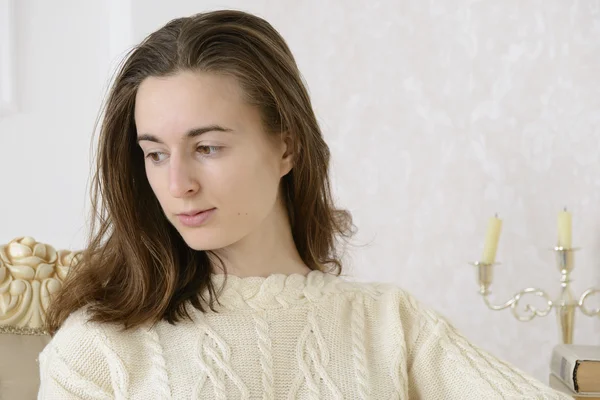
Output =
[{"x1": 0, "y1": 236, "x2": 79, "y2": 399}]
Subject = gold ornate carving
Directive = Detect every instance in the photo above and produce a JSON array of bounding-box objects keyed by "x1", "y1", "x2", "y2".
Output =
[{"x1": 0, "y1": 237, "x2": 80, "y2": 332}]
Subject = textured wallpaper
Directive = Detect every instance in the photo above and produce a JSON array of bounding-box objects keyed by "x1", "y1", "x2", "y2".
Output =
[{"x1": 130, "y1": 0, "x2": 600, "y2": 382}]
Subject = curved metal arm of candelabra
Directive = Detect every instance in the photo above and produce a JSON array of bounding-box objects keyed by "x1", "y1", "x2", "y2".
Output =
[
  {"x1": 481, "y1": 288, "x2": 554, "y2": 322},
  {"x1": 579, "y1": 288, "x2": 600, "y2": 317}
]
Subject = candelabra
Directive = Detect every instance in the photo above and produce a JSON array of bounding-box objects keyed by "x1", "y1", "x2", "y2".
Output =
[{"x1": 470, "y1": 247, "x2": 600, "y2": 344}]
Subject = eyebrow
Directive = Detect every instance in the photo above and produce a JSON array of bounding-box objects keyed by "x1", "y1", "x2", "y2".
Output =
[{"x1": 136, "y1": 125, "x2": 233, "y2": 144}]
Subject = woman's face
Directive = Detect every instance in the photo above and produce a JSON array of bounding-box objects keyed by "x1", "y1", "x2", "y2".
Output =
[{"x1": 134, "y1": 71, "x2": 292, "y2": 251}]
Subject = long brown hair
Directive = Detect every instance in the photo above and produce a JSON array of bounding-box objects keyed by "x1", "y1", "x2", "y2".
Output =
[{"x1": 45, "y1": 10, "x2": 354, "y2": 335}]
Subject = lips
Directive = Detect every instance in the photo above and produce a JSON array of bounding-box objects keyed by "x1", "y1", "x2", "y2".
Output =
[
  {"x1": 177, "y1": 208, "x2": 216, "y2": 227},
  {"x1": 178, "y1": 209, "x2": 211, "y2": 217}
]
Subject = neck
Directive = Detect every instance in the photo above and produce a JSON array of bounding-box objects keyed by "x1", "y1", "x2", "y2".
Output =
[{"x1": 210, "y1": 196, "x2": 311, "y2": 278}]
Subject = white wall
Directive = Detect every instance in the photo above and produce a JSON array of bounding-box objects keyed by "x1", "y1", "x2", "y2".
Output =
[
  {"x1": 1, "y1": 0, "x2": 599, "y2": 382},
  {"x1": 0, "y1": 0, "x2": 110, "y2": 247}
]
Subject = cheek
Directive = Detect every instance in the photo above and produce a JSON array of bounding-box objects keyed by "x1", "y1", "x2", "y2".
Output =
[
  {"x1": 145, "y1": 168, "x2": 168, "y2": 204},
  {"x1": 217, "y1": 158, "x2": 280, "y2": 214}
]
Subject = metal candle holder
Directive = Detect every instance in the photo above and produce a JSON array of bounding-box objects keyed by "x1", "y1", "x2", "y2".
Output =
[{"x1": 470, "y1": 247, "x2": 599, "y2": 344}]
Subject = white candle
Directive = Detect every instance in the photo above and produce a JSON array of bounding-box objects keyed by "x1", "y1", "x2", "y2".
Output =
[
  {"x1": 557, "y1": 208, "x2": 572, "y2": 249},
  {"x1": 482, "y1": 215, "x2": 502, "y2": 264}
]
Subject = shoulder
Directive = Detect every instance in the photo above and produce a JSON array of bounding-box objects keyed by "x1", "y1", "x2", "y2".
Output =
[
  {"x1": 334, "y1": 274, "x2": 449, "y2": 329},
  {"x1": 43, "y1": 306, "x2": 151, "y2": 361},
  {"x1": 41, "y1": 307, "x2": 107, "y2": 362},
  {"x1": 38, "y1": 307, "x2": 117, "y2": 396},
  {"x1": 335, "y1": 274, "x2": 432, "y2": 312},
  {"x1": 40, "y1": 305, "x2": 144, "y2": 369},
  {"x1": 37, "y1": 307, "x2": 143, "y2": 397},
  {"x1": 329, "y1": 275, "x2": 450, "y2": 349},
  {"x1": 45, "y1": 307, "x2": 100, "y2": 347}
]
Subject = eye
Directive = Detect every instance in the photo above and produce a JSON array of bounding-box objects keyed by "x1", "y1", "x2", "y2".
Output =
[
  {"x1": 197, "y1": 145, "x2": 221, "y2": 157},
  {"x1": 145, "y1": 151, "x2": 167, "y2": 164}
]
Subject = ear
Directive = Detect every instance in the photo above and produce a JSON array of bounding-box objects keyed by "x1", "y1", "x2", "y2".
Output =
[{"x1": 279, "y1": 132, "x2": 294, "y2": 177}]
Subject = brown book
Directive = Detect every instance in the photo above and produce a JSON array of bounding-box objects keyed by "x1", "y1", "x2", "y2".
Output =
[
  {"x1": 549, "y1": 374, "x2": 600, "y2": 400},
  {"x1": 550, "y1": 345, "x2": 600, "y2": 394}
]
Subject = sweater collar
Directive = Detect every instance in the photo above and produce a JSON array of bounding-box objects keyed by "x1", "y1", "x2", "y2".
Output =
[{"x1": 201, "y1": 269, "x2": 344, "y2": 311}]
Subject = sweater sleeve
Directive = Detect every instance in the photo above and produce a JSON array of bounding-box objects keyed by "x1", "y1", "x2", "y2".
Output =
[
  {"x1": 405, "y1": 308, "x2": 572, "y2": 400},
  {"x1": 37, "y1": 310, "x2": 115, "y2": 400}
]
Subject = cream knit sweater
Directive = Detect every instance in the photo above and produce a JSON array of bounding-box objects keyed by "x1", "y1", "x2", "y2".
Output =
[{"x1": 38, "y1": 270, "x2": 570, "y2": 399}]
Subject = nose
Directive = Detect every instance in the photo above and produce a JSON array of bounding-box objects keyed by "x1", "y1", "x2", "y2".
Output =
[{"x1": 169, "y1": 155, "x2": 200, "y2": 198}]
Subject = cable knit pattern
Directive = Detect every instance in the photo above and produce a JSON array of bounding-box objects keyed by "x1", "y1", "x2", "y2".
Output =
[
  {"x1": 93, "y1": 326, "x2": 130, "y2": 400},
  {"x1": 252, "y1": 310, "x2": 275, "y2": 400},
  {"x1": 350, "y1": 294, "x2": 369, "y2": 399},
  {"x1": 289, "y1": 308, "x2": 343, "y2": 400},
  {"x1": 144, "y1": 328, "x2": 172, "y2": 400},
  {"x1": 38, "y1": 270, "x2": 572, "y2": 399},
  {"x1": 194, "y1": 313, "x2": 250, "y2": 399}
]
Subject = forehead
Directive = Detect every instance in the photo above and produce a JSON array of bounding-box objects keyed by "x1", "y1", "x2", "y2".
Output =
[{"x1": 134, "y1": 71, "x2": 249, "y2": 135}]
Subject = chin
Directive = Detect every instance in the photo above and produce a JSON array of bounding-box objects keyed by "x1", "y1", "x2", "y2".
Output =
[
  {"x1": 177, "y1": 227, "x2": 235, "y2": 252},
  {"x1": 181, "y1": 235, "x2": 225, "y2": 251}
]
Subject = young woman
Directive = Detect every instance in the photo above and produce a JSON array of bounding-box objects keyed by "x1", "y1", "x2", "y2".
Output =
[{"x1": 38, "y1": 10, "x2": 569, "y2": 399}]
